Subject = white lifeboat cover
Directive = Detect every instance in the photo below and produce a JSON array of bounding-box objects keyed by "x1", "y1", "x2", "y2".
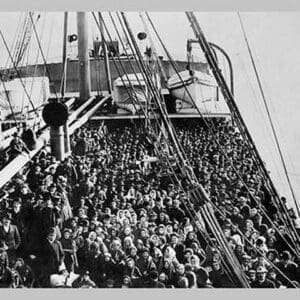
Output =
[{"x1": 113, "y1": 73, "x2": 148, "y2": 114}]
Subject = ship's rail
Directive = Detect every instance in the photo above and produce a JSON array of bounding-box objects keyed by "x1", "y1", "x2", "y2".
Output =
[{"x1": 90, "y1": 112, "x2": 231, "y2": 120}]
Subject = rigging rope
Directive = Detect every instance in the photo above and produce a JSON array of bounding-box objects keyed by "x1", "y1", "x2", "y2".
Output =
[
  {"x1": 0, "y1": 76, "x2": 18, "y2": 126},
  {"x1": 208, "y1": 200, "x2": 298, "y2": 288},
  {"x1": 97, "y1": 11, "x2": 205, "y2": 225},
  {"x1": 184, "y1": 12, "x2": 300, "y2": 252},
  {"x1": 236, "y1": 53, "x2": 286, "y2": 193},
  {"x1": 145, "y1": 12, "x2": 300, "y2": 251},
  {"x1": 144, "y1": 12, "x2": 300, "y2": 253},
  {"x1": 119, "y1": 12, "x2": 250, "y2": 287},
  {"x1": 237, "y1": 12, "x2": 300, "y2": 217},
  {"x1": 95, "y1": 11, "x2": 296, "y2": 284},
  {"x1": 2, "y1": 12, "x2": 23, "y2": 75},
  {"x1": 0, "y1": 29, "x2": 39, "y2": 118},
  {"x1": 33, "y1": 13, "x2": 55, "y2": 131},
  {"x1": 29, "y1": 12, "x2": 59, "y2": 100}
]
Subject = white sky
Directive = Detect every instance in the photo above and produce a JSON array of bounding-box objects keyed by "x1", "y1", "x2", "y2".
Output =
[{"x1": 0, "y1": 12, "x2": 300, "y2": 209}]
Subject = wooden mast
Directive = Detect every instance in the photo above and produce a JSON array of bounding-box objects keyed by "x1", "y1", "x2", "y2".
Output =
[
  {"x1": 77, "y1": 12, "x2": 91, "y2": 102},
  {"x1": 98, "y1": 12, "x2": 112, "y2": 94},
  {"x1": 62, "y1": 11, "x2": 71, "y2": 157}
]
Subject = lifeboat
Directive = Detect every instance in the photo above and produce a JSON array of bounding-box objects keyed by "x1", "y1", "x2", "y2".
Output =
[
  {"x1": 167, "y1": 69, "x2": 219, "y2": 113},
  {"x1": 113, "y1": 73, "x2": 148, "y2": 115}
]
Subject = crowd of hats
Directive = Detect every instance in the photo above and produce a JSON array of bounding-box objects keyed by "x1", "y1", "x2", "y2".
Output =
[{"x1": 0, "y1": 119, "x2": 299, "y2": 288}]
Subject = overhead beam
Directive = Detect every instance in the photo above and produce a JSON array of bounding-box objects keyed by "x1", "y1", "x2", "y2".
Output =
[
  {"x1": 0, "y1": 97, "x2": 76, "y2": 150},
  {"x1": 0, "y1": 95, "x2": 110, "y2": 189}
]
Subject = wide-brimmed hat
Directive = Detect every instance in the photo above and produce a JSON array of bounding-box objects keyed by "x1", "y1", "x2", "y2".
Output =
[
  {"x1": 1, "y1": 212, "x2": 12, "y2": 221},
  {"x1": 281, "y1": 250, "x2": 291, "y2": 261},
  {"x1": 149, "y1": 270, "x2": 158, "y2": 280},
  {"x1": 63, "y1": 228, "x2": 72, "y2": 234},
  {"x1": 256, "y1": 266, "x2": 267, "y2": 273},
  {"x1": 141, "y1": 247, "x2": 150, "y2": 254},
  {"x1": 242, "y1": 254, "x2": 251, "y2": 261},
  {"x1": 170, "y1": 232, "x2": 179, "y2": 238},
  {"x1": 184, "y1": 248, "x2": 194, "y2": 255},
  {"x1": 47, "y1": 227, "x2": 56, "y2": 235}
]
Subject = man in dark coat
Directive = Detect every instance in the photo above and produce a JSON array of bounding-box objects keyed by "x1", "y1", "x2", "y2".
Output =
[
  {"x1": 0, "y1": 241, "x2": 14, "y2": 288},
  {"x1": 251, "y1": 266, "x2": 276, "y2": 288},
  {"x1": 169, "y1": 199, "x2": 186, "y2": 223},
  {"x1": 169, "y1": 233, "x2": 185, "y2": 263},
  {"x1": 135, "y1": 247, "x2": 157, "y2": 284},
  {"x1": 39, "y1": 228, "x2": 65, "y2": 287},
  {"x1": 145, "y1": 270, "x2": 165, "y2": 288},
  {"x1": 8, "y1": 132, "x2": 30, "y2": 159},
  {"x1": 209, "y1": 259, "x2": 234, "y2": 288},
  {"x1": 276, "y1": 251, "x2": 300, "y2": 286},
  {"x1": 9, "y1": 199, "x2": 24, "y2": 232},
  {"x1": 41, "y1": 198, "x2": 61, "y2": 236},
  {"x1": 0, "y1": 212, "x2": 21, "y2": 265},
  {"x1": 21, "y1": 123, "x2": 37, "y2": 150}
]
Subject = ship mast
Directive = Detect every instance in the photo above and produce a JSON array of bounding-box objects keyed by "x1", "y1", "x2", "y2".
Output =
[
  {"x1": 77, "y1": 12, "x2": 91, "y2": 102},
  {"x1": 62, "y1": 12, "x2": 71, "y2": 156},
  {"x1": 98, "y1": 12, "x2": 112, "y2": 94}
]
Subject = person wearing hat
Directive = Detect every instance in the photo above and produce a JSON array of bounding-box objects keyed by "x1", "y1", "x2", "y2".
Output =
[
  {"x1": 170, "y1": 232, "x2": 185, "y2": 264},
  {"x1": 276, "y1": 250, "x2": 299, "y2": 287},
  {"x1": 8, "y1": 131, "x2": 30, "y2": 160},
  {"x1": 172, "y1": 263, "x2": 188, "y2": 288},
  {"x1": 0, "y1": 212, "x2": 21, "y2": 265},
  {"x1": 266, "y1": 249, "x2": 279, "y2": 264},
  {"x1": 72, "y1": 270, "x2": 96, "y2": 288},
  {"x1": 13, "y1": 257, "x2": 35, "y2": 288},
  {"x1": 247, "y1": 269, "x2": 256, "y2": 285},
  {"x1": 241, "y1": 254, "x2": 252, "y2": 273},
  {"x1": 60, "y1": 228, "x2": 77, "y2": 273},
  {"x1": 0, "y1": 241, "x2": 9, "y2": 266},
  {"x1": 238, "y1": 196, "x2": 251, "y2": 220},
  {"x1": 135, "y1": 247, "x2": 157, "y2": 284},
  {"x1": 145, "y1": 270, "x2": 165, "y2": 288},
  {"x1": 169, "y1": 199, "x2": 186, "y2": 224},
  {"x1": 183, "y1": 248, "x2": 194, "y2": 264},
  {"x1": 153, "y1": 197, "x2": 166, "y2": 216},
  {"x1": 0, "y1": 241, "x2": 14, "y2": 288},
  {"x1": 40, "y1": 198, "x2": 61, "y2": 238},
  {"x1": 103, "y1": 278, "x2": 115, "y2": 288},
  {"x1": 251, "y1": 266, "x2": 276, "y2": 288},
  {"x1": 9, "y1": 198, "x2": 23, "y2": 232},
  {"x1": 267, "y1": 268, "x2": 283, "y2": 288},
  {"x1": 230, "y1": 206, "x2": 244, "y2": 228},
  {"x1": 124, "y1": 257, "x2": 142, "y2": 288},
  {"x1": 208, "y1": 258, "x2": 227, "y2": 288},
  {"x1": 99, "y1": 252, "x2": 114, "y2": 286},
  {"x1": 185, "y1": 264, "x2": 198, "y2": 288},
  {"x1": 26, "y1": 164, "x2": 44, "y2": 192},
  {"x1": 38, "y1": 227, "x2": 65, "y2": 287}
]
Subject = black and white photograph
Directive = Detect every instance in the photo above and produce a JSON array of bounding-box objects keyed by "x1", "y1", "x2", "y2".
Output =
[{"x1": 0, "y1": 11, "x2": 299, "y2": 289}]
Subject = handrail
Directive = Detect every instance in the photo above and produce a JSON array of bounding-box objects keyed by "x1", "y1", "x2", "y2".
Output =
[
  {"x1": 0, "y1": 97, "x2": 76, "y2": 150},
  {"x1": 0, "y1": 95, "x2": 110, "y2": 189}
]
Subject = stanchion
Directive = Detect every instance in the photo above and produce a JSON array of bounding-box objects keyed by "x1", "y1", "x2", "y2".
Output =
[{"x1": 50, "y1": 126, "x2": 65, "y2": 161}]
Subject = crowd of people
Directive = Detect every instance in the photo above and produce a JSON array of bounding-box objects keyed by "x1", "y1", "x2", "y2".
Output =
[{"x1": 0, "y1": 118, "x2": 299, "y2": 288}]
